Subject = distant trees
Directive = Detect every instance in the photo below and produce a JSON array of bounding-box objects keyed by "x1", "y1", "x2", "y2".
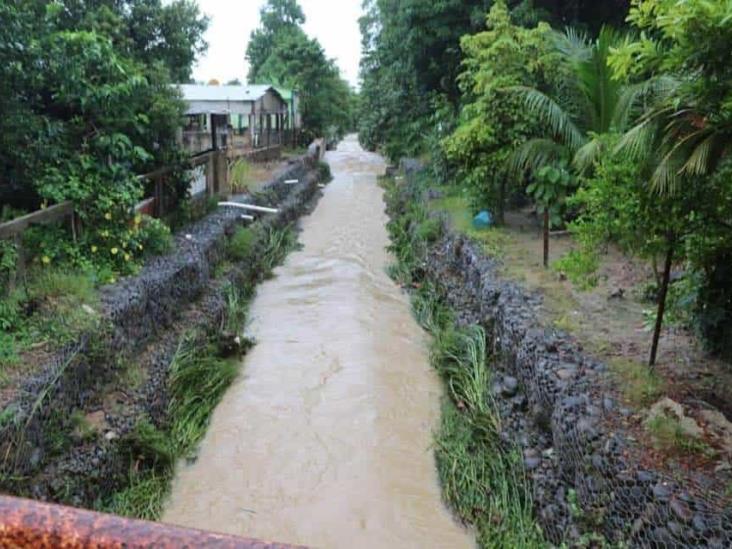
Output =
[
  {"x1": 357, "y1": 0, "x2": 631, "y2": 161},
  {"x1": 246, "y1": 0, "x2": 354, "y2": 141},
  {"x1": 358, "y1": 0, "x2": 494, "y2": 160},
  {"x1": 360, "y1": 0, "x2": 732, "y2": 364}
]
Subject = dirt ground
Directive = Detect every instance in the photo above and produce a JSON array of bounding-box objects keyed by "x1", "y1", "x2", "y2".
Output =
[
  {"x1": 431, "y1": 194, "x2": 732, "y2": 478},
  {"x1": 229, "y1": 148, "x2": 307, "y2": 196}
]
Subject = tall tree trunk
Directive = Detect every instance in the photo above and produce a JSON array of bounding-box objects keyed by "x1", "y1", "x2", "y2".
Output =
[
  {"x1": 649, "y1": 244, "x2": 674, "y2": 368},
  {"x1": 498, "y1": 179, "x2": 506, "y2": 225},
  {"x1": 543, "y1": 209, "x2": 550, "y2": 268}
]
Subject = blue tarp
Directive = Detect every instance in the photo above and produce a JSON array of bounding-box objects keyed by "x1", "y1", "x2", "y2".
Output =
[{"x1": 473, "y1": 210, "x2": 493, "y2": 229}]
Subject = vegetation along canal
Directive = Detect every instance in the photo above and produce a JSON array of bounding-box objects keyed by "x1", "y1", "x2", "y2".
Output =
[{"x1": 162, "y1": 135, "x2": 474, "y2": 548}]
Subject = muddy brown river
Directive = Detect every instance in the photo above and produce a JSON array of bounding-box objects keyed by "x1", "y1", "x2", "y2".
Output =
[{"x1": 163, "y1": 135, "x2": 474, "y2": 548}]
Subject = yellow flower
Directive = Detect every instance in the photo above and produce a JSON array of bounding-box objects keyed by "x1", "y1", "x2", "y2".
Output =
[
  {"x1": 101, "y1": 230, "x2": 109, "y2": 238},
  {"x1": 138, "y1": 244, "x2": 144, "y2": 251},
  {"x1": 91, "y1": 245, "x2": 98, "y2": 253},
  {"x1": 104, "y1": 212, "x2": 112, "y2": 221},
  {"x1": 122, "y1": 242, "x2": 128, "y2": 249},
  {"x1": 124, "y1": 254, "x2": 131, "y2": 262},
  {"x1": 111, "y1": 247, "x2": 119, "y2": 255},
  {"x1": 108, "y1": 277, "x2": 116, "y2": 284},
  {"x1": 41, "y1": 256, "x2": 51, "y2": 265}
]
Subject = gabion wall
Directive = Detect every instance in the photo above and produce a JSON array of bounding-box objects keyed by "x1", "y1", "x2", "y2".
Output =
[
  {"x1": 0, "y1": 153, "x2": 323, "y2": 505},
  {"x1": 423, "y1": 218, "x2": 732, "y2": 548}
]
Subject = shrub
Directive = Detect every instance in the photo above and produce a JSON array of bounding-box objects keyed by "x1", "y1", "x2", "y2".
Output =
[
  {"x1": 137, "y1": 216, "x2": 173, "y2": 257},
  {"x1": 0, "y1": 240, "x2": 18, "y2": 292},
  {"x1": 229, "y1": 159, "x2": 252, "y2": 193},
  {"x1": 227, "y1": 227, "x2": 257, "y2": 261},
  {"x1": 552, "y1": 250, "x2": 599, "y2": 290},
  {"x1": 316, "y1": 160, "x2": 332, "y2": 183},
  {"x1": 416, "y1": 217, "x2": 443, "y2": 243}
]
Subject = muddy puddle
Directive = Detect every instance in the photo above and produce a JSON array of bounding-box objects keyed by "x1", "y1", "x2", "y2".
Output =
[{"x1": 163, "y1": 135, "x2": 473, "y2": 548}]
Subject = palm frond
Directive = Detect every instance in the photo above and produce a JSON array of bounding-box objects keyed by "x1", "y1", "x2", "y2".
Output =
[
  {"x1": 615, "y1": 117, "x2": 658, "y2": 161},
  {"x1": 681, "y1": 133, "x2": 716, "y2": 177},
  {"x1": 509, "y1": 86, "x2": 586, "y2": 152},
  {"x1": 507, "y1": 138, "x2": 568, "y2": 177},
  {"x1": 573, "y1": 138, "x2": 603, "y2": 173},
  {"x1": 613, "y1": 75, "x2": 679, "y2": 131},
  {"x1": 553, "y1": 28, "x2": 590, "y2": 63},
  {"x1": 651, "y1": 149, "x2": 684, "y2": 194}
]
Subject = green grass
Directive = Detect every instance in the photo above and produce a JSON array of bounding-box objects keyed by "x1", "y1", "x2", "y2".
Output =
[
  {"x1": 227, "y1": 226, "x2": 257, "y2": 261},
  {"x1": 167, "y1": 337, "x2": 238, "y2": 455},
  {"x1": 646, "y1": 415, "x2": 715, "y2": 457},
  {"x1": 1, "y1": 269, "x2": 100, "y2": 371},
  {"x1": 609, "y1": 358, "x2": 666, "y2": 408},
  {"x1": 430, "y1": 194, "x2": 508, "y2": 257},
  {"x1": 69, "y1": 410, "x2": 98, "y2": 443},
  {"x1": 552, "y1": 249, "x2": 599, "y2": 290},
  {"x1": 415, "y1": 287, "x2": 544, "y2": 547},
  {"x1": 230, "y1": 158, "x2": 253, "y2": 193},
  {"x1": 437, "y1": 400, "x2": 544, "y2": 548},
  {"x1": 106, "y1": 471, "x2": 170, "y2": 520},
  {"x1": 260, "y1": 225, "x2": 300, "y2": 276}
]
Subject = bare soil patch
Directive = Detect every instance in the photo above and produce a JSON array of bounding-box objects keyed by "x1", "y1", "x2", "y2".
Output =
[{"x1": 431, "y1": 194, "x2": 732, "y2": 481}]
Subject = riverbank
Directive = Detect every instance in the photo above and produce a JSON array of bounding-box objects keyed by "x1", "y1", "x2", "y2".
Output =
[
  {"x1": 384, "y1": 161, "x2": 732, "y2": 547},
  {"x1": 0, "y1": 149, "x2": 328, "y2": 518}
]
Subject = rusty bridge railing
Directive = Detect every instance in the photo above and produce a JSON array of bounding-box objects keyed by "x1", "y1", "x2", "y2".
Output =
[{"x1": 0, "y1": 495, "x2": 305, "y2": 548}]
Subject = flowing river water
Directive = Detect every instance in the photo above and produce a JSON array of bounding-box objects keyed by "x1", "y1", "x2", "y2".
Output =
[{"x1": 163, "y1": 135, "x2": 474, "y2": 548}]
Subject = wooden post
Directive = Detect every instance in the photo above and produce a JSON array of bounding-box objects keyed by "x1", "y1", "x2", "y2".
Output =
[
  {"x1": 218, "y1": 151, "x2": 230, "y2": 198},
  {"x1": 207, "y1": 153, "x2": 216, "y2": 197}
]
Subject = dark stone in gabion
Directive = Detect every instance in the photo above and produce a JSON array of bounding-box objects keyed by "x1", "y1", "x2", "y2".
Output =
[{"x1": 501, "y1": 376, "x2": 519, "y2": 397}]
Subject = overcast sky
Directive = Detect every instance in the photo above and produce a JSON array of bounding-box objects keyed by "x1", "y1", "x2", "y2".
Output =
[{"x1": 191, "y1": 0, "x2": 363, "y2": 87}]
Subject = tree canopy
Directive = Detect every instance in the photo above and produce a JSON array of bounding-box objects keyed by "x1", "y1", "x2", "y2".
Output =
[{"x1": 246, "y1": 0, "x2": 354, "y2": 140}]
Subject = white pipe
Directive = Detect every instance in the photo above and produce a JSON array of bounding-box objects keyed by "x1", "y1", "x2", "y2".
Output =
[
  {"x1": 218, "y1": 202, "x2": 279, "y2": 214},
  {"x1": 240, "y1": 214, "x2": 255, "y2": 221},
  {"x1": 284, "y1": 179, "x2": 299, "y2": 185},
  {"x1": 318, "y1": 184, "x2": 326, "y2": 188}
]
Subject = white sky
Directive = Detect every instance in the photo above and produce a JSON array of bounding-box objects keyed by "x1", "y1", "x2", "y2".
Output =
[{"x1": 191, "y1": 0, "x2": 363, "y2": 87}]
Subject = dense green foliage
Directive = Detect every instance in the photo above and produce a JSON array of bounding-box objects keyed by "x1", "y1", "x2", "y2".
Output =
[
  {"x1": 358, "y1": 0, "x2": 630, "y2": 161},
  {"x1": 442, "y1": 2, "x2": 557, "y2": 221},
  {"x1": 0, "y1": 1, "x2": 207, "y2": 369},
  {"x1": 0, "y1": 1, "x2": 207, "y2": 274},
  {"x1": 246, "y1": 0, "x2": 354, "y2": 141},
  {"x1": 361, "y1": 0, "x2": 732, "y2": 362}
]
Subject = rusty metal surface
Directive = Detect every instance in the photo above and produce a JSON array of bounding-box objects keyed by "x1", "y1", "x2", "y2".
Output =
[{"x1": 0, "y1": 495, "x2": 307, "y2": 549}]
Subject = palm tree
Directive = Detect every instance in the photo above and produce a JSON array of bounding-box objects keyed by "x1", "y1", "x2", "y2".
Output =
[
  {"x1": 509, "y1": 27, "x2": 640, "y2": 173},
  {"x1": 506, "y1": 27, "x2": 638, "y2": 268}
]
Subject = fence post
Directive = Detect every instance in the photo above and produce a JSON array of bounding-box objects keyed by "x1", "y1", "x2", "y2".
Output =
[
  {"x1": 207, "y1": 153, "x2": 217, "y2": 197},
  {"x1": 218, "y1": 151, "x2": 230, "y2": 198},
  {"x1": 9, "y1": 233, "x2": 24, "y2": 294}
]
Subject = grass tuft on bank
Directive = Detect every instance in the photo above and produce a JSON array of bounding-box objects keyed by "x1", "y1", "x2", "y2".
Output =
[{"x1": 384, "y1": 174, "x2": 545, "y2": 548}]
